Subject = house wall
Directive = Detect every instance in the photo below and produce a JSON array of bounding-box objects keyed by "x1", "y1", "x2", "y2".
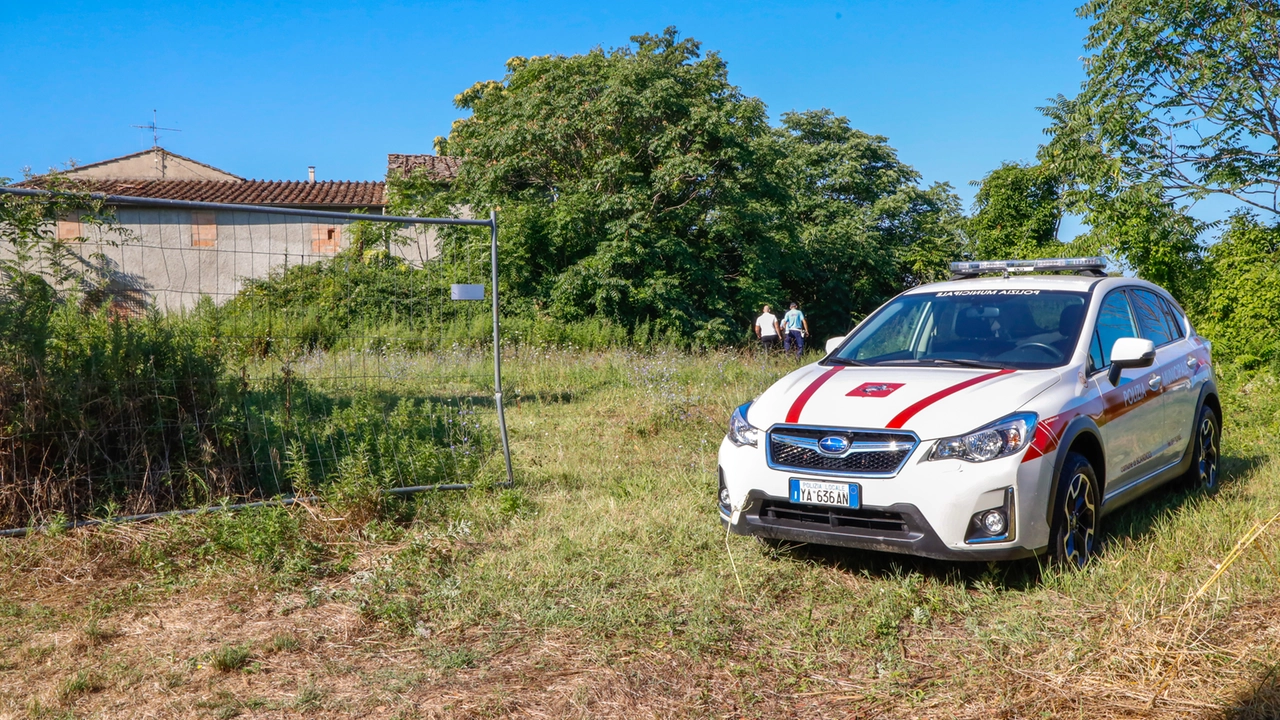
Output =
[
  {"x1": 52, "y1": 207, "x2": 442, "y2": 311},
  {"x1": 66, "y1": 149, "x2": 241, "y2": 181}
]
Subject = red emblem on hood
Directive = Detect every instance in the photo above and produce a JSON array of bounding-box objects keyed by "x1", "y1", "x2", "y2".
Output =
[{"x1": 847, "y1": 382, "x2": 904, "y2": 398}]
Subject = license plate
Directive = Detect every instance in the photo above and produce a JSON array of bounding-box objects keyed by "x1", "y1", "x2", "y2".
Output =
[{"x1": 789, "y1": 478, "x2": 860, "y2": 508}]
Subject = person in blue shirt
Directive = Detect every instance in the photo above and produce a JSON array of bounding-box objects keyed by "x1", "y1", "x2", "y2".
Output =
[{"x1": 782, "y1": 302, "x2": 809, "y2": 358}]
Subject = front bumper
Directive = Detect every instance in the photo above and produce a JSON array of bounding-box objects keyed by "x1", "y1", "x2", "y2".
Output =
[
  {"x1": 725, "y1": 491, "x2": 1036, "y2": 561},
  {"x1": 719, "y1": 434, "x2": 1053, "y2": 560}
]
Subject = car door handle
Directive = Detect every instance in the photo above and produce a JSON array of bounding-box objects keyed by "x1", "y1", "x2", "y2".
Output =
[
  {"x1": 1186, "y1": 356, "x2": 1198, "y2": 369},
  {"x1": 1148, "y1": 375, "x2": 1163, "y2": 391}
]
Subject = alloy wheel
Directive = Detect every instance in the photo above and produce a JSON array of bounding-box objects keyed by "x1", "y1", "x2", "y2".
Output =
[
  {"x1": 1199, "y1": 416, "x2": 1220, "y2": 490},
  {"x1": 1062, "y1": 471, "x2": 1097, "y2": 568}
]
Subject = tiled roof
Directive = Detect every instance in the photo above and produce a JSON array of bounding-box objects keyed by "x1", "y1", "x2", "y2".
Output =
[
  {"x1": 386, "y1": 154, "x2": 461, "y2": 182},
  {"x1": 13, "y1": 178, "x2": 385, "y2": 207}
]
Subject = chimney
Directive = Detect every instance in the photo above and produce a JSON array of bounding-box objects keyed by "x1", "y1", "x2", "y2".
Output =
[{"x1": 308, "y1": 166, "x2": 315, "y2": 183}]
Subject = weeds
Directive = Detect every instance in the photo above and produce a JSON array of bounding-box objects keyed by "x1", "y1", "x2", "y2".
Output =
[
  {"x1": 0, "y1": 350, "x2": 1276, "y2": 718},
  {"x1": 56, "y1": 669, "x2": 105, "y2": 702},
  {"x1": 210, "y1": 644, "x2": 252, "y2": 673}
]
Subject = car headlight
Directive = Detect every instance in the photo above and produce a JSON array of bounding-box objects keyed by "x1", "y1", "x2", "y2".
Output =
[
  {"x1": 929, "y1": 412, "x2": 1037, "y2": 463},
  {"x1": 728, "y1": 402, "x2": 759, "y2": 447}
]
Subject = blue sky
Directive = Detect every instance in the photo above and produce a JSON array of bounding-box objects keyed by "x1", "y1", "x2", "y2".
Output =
[{"x1": 2, "y1": 0, "x2": 1089, "y2": 213}]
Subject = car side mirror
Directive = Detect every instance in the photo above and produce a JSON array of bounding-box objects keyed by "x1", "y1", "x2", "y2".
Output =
[
  {"x1": 1107, "y1": 337, "x2": 1155, "y2": 386},
  {"x1": 825, "y1": 335, "x2": 847, "y2": 355}
]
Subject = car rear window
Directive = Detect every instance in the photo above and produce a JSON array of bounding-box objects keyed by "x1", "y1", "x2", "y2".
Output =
[{"x1": 1130, "y1": 289, "x2": 1178, "y2": 346}]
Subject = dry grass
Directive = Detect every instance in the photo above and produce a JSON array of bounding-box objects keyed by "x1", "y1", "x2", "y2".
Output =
[{"x1": 0, "y1": 349, "x2": 1277, "y2": 719}]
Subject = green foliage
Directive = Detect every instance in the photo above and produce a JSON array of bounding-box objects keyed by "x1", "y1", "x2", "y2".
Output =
[
  {"x1": 210, "y1": 644, "x2": 253, "y2": 673},
  {"x1": 0, "y1": 278, "x2": 245, "y2": 528},
  {"x1": 392, "y1": 28, "x2": 963, "y2": 343},
  {"x1": 1192, "y1": 214, "x2": 1280, "y2": 368},
  {"x1": 1069, "y1": 0, "x2": 1280, "y2": 216},
  {"x1": 1037, "y1": 3, "x2": 1280, "y2": 354},
  {"x1": 965, "y1": 162, "x2": 1063, "y2": 259},
  {"x1": 774, "y1": 109, "x2": 963, "y2": 334},
  {"x1": 445, "y1": 28, "x2": 787, "y2": 345},
  {"x1": 1039, "y1": 94, "x2": 1206, "y2": 298}
]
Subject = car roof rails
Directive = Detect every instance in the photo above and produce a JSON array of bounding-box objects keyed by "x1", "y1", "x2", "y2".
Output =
[{"x1": 949, "y1": 257, "x2": 1108, "y2": 280}]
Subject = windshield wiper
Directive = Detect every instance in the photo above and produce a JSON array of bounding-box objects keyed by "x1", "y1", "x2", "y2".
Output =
[
  {"x1": 921, "y1": 358, "x2": 1010, "y2": 370},
  {"x1": 825, "y1": 357, "x2": 869, "y2": 366},
  {"x1": 871, "y1": 358, "x2": 1009, "y2": 370}
]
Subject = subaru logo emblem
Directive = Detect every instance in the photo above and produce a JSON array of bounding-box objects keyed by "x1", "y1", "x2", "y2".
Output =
[{"x1": 817, "y1": 436, "x2": 849, "y2": 455}]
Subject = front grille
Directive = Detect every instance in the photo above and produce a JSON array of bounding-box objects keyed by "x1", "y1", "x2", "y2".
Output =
[
  {"x1": 767, "y1": 426, "x2": 917, "y2": 476},
  {"x1": 758, "y1": 500, "x2": 910, "y2": 534}
]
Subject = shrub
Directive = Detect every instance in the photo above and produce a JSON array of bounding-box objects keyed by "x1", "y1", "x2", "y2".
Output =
[{"x1": 0, "y1": 275, "x2": 246, "y2": 528}]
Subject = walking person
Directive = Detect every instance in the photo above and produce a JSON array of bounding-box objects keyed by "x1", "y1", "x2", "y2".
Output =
[
  {"x1": 782, "y1": 302, "x2": 809, "y2": 358},
  {"x1": 754, "y1": 304, "x2": 781, "y2": 353}
]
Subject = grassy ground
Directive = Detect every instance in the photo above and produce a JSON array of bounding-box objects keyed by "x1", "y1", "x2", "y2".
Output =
[{"x1": 1, "y1": 348, "x2": 1279, "y2": 719}]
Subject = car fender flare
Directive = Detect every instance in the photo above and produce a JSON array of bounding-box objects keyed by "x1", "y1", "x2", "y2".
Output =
[
  {"x1": 1043, "y1": 415, "x2": 1105, "y2": 527},
  {"x1": 1177, "y1": 378, "x2": 1220, "y2": 466}
]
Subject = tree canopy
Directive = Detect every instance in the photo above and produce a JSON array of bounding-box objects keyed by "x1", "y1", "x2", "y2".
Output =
[
  {"x1": 965, "y1": 162, "x2": 1063, "y2": 260},
  {"x1": 1063, "y1": 0, "x2": 1280, "y2": 215},
  {"x1": 393, "y1": 28, "x2": 962, "y2": 344}
]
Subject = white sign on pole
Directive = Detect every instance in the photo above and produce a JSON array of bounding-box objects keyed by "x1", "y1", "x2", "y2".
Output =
[{"x1": 450, "y1": 283, "x2": 486, "y2": 301}]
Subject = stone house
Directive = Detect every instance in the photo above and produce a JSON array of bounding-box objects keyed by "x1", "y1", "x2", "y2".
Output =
[{"x1": 10, "y1": 148, "x2": 461, "y2": 311}]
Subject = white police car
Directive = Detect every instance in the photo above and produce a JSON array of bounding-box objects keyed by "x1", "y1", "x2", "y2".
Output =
[{"x1": 719, "y1": 258, "x2": 1220, "y2": 566}]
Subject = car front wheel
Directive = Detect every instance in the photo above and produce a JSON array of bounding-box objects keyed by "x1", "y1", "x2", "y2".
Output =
[{"x1": 1052, "y1": 452, "x2": 1101, "y2": 568}]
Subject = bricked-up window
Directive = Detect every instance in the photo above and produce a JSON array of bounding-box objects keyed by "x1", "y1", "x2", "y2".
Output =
[
  {"x1": 311, "y1": 225, "x2": 340, "y2": 254},
  {"x1": 56, "y1": 214, "x2": 83, "y2": 240},
  {"x1": 191, "y1": 211, "x2": 217, "y2": 247}
]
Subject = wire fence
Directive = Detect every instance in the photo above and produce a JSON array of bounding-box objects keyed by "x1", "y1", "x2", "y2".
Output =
[{"x1": 0, "y1": 189, "x2": 512, "y2": 533}]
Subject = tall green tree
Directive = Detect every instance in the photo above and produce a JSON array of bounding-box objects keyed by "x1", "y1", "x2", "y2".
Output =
[
  {"x1": 1067, "y1": 0, "x2": 1280, "y2": 215},
  {"x1": 419, "y1": 28, "x2": 788, "y2": 344},
  {"x1": 775, "y1": 109, "x2": 962, "y2": 335},
  {"x1": 965, "y1": 162, "x2": 1062, "y2": 260},
  {"x1": 393, "y1": 29, "x2": 963, "y2": 344}
]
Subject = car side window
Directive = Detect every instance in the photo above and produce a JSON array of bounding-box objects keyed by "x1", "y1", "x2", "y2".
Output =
[
  {"x1": 1131, "y1": 289, "x2": 1176, "y2": 346},
  {"x1": 1158, "y1": 295, "x2": 1186, "y2": 340},
  {"x1": 1090, "y1": 290, "x2": 1139, "y2": 372}
]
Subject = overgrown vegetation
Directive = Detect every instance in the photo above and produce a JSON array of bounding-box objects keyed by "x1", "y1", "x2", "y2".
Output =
[
  {"x1": 393, "y1": 28, "x2": 964, "y2": 344},
  {"x1": 1, "y1": 348, "x2": 1276, "y2": 717},
  {"x1": 0, "y1": 197, "x2": 500, "y2": 528}
]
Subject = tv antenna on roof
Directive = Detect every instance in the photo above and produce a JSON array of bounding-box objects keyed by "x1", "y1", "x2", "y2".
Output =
[{"x1": 132, "y1": 110, "x2": 180, "y2": 147}]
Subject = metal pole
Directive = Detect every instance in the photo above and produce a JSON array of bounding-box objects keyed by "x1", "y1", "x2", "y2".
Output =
[{"x1": 491, "y1": 210, "x2": 515, "y2": 487}]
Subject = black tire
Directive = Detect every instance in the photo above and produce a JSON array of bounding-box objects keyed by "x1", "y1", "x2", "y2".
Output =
[
  {"x1": 1184, "y1": 405, "x2": 1222, "y2": 492},
  {"x1": 1051, "y1": 452, "x2": 1102, "y2": 568}
]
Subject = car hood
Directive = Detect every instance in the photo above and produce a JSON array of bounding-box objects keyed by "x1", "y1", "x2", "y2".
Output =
[{"x1": 747, "y1": 364, "x2": 1062, "y2": 439}]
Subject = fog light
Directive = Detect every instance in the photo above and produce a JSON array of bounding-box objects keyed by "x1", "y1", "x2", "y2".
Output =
[
  {"x1": 981, "y1": 509, "x2": 1007, "y2": 536},
  {"x1": 719, "y1": 484, "x2": 731, "y2": 507}
]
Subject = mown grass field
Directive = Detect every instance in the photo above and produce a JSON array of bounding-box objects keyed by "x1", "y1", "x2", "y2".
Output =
[{"x1": 1, "y1": 347, "x2": 1279, "y2": 719}]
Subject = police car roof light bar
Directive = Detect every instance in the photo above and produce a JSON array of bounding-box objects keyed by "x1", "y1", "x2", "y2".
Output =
[{"x1": 949, "y1": 257, "x2": 1108, "y2": 279}]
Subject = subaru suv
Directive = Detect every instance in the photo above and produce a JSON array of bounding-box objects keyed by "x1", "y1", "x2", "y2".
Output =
[{"x1": 718, "y1": 258, "x2": 1220, "y2": 566}]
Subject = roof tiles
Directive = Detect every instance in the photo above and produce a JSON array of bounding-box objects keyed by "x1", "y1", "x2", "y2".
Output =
[{"x1": 15, "y1": 178, "x2": 385, "y2": 207}]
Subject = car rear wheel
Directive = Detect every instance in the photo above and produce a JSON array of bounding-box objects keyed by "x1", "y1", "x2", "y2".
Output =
[
  {"x1": 1051, "y1": 452, "x2": 1101, "y2": 568},
  {"x1": 1185, "y1": 405, "x2": 1221, "y2": 492}
]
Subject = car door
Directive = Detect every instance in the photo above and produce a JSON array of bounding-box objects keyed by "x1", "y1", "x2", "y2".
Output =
[
  {"x1": 1134, "y1": 289, "x2": 1199, "y2": 461},
  {"x1": 1131, "y1": 288, "x2": 1187, "y2": 468},
  {"x1": 1087, "y1": 288, "x2": 1168, "y2": 491}
]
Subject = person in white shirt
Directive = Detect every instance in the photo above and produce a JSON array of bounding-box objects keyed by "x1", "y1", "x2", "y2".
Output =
[
  {"x1": 754, "y1": 305, "x2": 781, "y2": 352},
  {"x1": 782, "y1": 302, "x2": 809, "y2": 358}
]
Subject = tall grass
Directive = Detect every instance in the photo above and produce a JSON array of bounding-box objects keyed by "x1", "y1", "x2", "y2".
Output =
[{"x1": 0, "y1": 278, "x2": 243, "y2": 528}]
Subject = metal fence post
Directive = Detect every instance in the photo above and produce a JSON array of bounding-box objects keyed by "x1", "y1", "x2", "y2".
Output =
[{"x1": 491, "y1": 210, "x2": 514, "y2": 486}]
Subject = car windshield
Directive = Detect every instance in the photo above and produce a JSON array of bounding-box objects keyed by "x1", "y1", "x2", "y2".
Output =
[{"x1": 829, "y1": 289, "x2": 1090, "y2": 370}]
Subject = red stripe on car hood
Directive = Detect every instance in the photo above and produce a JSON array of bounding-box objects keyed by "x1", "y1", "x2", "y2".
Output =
[
  {"x1": 885, "y1": 368, "x2": 1015, "y2": 429},
  {"x1": 784, "y1": 366, "x2": 844, "y2": 423}
]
